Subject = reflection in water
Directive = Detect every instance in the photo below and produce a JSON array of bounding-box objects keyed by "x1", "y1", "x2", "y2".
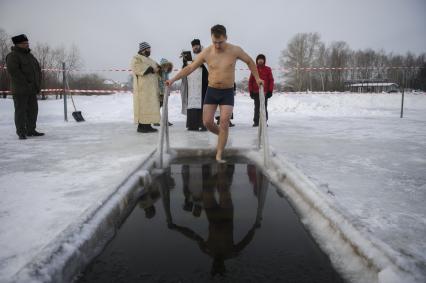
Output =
[
  {"x1": 138, "y1": 167, "x2": 175, "y2": 220},
  {"x1": 158, "y1": 163, "x2": 267, "y2": 277},
  {"x1": 77, "y1": 161, "x2": 344, "y2": 283}
]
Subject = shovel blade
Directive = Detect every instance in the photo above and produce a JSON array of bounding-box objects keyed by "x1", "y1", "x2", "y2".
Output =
[{"x1": 72, "y1": 111, "x2": 85, "y2": 122}]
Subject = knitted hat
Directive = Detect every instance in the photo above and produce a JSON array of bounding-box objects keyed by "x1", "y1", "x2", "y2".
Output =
[
  {"x1": 160, "y1": 58, "x2": 173, "y2": 72},
  {"x1": 12, "y1": 34, "x2": 28, "y2": 44},
  {"x1": 139, "y1": 42, "x2": 151, "y2": 52},
  {"x1": 256, "y1": 54, "x2": 266, "y2": 63},
  {"x1": 191, "y1": 39, "x2": 201, "y2": 46}
]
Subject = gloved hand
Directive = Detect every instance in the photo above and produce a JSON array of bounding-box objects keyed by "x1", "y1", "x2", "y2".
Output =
[
  {"x1": 266, "y1": 92, "x2": 272, "y2": 98},
  {"x1": 250, "y1": 92, "x2": 257, "y2": 99},
  {"x1": 143, "y1": 66, "x2": 155, "y2": 75}
]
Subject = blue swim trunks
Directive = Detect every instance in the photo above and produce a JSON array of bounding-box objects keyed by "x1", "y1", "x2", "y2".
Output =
[{"x1": 204, "y1": 86, "x2": 235, "y2": 106}]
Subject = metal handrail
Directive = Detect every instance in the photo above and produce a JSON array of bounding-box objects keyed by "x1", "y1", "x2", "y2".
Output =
[
  {"x1": 157, "y1": 85, "x2": 270, "y2": 168},
  {"x1": 157, "y1": 85, "x2": 170, "y2": 168},
  {"x1": 257, "y1": 87, "x2": 271, "y2": 168}
]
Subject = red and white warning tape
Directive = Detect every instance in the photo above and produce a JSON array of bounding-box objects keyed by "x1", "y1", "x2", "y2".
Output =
[
  {"x1": 0, "y1": 65, "x2": 423, "y2": 73},
  {"x1": 0, "y1": 89, "x2": 131, "y2": 94}
]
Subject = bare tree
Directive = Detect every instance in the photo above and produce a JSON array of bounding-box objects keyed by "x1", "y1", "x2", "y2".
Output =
[
  {"x1": 327, "y1": 41, "x2": 350, "y2": 91},
  {"x1": 279, "y1": 32, "x2": 323, "y2": 91},
  {"x1": 315, "y1": 42, "x2": 328, "y2": 91},
  {"x1": 0, "y1": 28, "x2": 12, "y2": 98},
  {"x1": 236, "y1": 77, "x2": 249, "y2": 92}
]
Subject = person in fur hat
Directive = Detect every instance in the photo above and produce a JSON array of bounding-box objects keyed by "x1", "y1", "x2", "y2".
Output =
[
  {"x1": 6, "y1": 34, "x2": 43, "y2": 139},
  {"x1": 131, "y1": 41, "x2": 161, "y2": 133}
]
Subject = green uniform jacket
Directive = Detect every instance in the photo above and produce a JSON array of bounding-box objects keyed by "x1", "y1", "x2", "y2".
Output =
[{"x1": 6, "y1": 46, "x2": 42, "y2": 95}]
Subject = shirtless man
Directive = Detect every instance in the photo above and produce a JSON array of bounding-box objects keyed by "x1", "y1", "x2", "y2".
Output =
[{"x1": 167, "y1": 25, "x2": 263, "y2": 162}]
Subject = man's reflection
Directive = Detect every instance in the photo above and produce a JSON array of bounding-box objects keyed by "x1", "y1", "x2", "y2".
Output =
[
  {"x1": 139, "y1": 168, "x2": 175, "y2": 221},
  {"x1": 182, "y1": 164, "x2": 203, "y2": 217},
  {"x1": 160, "y1": 163, "x2": 266, "y2": 277},
  {"x1": 138, "y1": 183, "x2": 160, "y2": 219}
]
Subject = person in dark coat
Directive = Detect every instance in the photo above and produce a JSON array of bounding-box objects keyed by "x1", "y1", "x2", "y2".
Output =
[
  {"x1": 6, "y1": 34, "x2": 43, "y2": 139},
  {"x1": 249, "y1": 54, "x2": 274, "y2": 127}
]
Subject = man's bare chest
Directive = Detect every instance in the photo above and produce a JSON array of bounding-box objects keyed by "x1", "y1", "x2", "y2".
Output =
[{"x1": 206, "y1": 53, "x2": 237, "y2": 71}]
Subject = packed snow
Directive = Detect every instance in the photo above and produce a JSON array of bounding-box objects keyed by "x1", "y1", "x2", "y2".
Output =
[{"x1": 0, "y1": 91, "x2": 425, "y2": 282}]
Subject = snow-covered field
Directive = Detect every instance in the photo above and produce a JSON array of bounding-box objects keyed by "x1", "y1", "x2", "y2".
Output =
[{"x1": 0, "y1": 91, "x2": 425, "y2": 282}]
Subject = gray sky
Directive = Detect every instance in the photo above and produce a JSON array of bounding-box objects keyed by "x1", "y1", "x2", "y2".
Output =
[{"x1": 1, "y1": 0, "x2": 425, "y2": 82}]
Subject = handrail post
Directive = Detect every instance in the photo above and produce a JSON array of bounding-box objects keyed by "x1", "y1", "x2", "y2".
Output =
[
  {"x1": 258, "y1": 86, "x2": 270, "y2": 168},
  {"x1": 157, "y1": 85, "x2": 170, "y2": 168},
  {"x1": 164, "y1": 86, "x2": 170, "y2": 152}
]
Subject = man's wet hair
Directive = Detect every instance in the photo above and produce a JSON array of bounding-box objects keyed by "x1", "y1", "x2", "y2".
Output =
[{"x1": 211, "y1": 25, "x2": 227, "y2": 37}]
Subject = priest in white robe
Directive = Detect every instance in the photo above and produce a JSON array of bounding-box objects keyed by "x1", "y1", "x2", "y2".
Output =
[{"x1": 181, "y1": 39, "x2": 209, "y2": 131}]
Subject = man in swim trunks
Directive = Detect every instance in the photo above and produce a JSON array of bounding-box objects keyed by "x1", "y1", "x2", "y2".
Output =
[{"x1": 167, "y1": 24, "x2": 264, "y2": 162}]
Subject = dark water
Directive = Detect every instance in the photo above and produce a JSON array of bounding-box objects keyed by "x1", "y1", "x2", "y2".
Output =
[{"x1": 77, "y1": 159, "x2": 344, "y2": 283}]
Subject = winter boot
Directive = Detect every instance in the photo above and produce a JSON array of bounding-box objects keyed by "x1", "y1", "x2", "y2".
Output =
[
  {"x1": 27, "y1": 130, "x2": 45, "y2": 137},
  {"x1": 138, "y1": 124, "x2": 157, "y2": 133},
  {"x1": 147, "y1": 125, "x2": 158, "y2": 132}
]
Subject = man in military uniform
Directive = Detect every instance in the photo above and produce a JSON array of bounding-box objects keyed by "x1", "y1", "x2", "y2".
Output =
[{"x1": 6, "y1": 34, "x2": 44, "y2": 140}]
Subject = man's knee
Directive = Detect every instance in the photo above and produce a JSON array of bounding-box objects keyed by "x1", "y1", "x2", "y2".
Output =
[
  {"x1": 203, "y1": 118, "x2": 215, "y2": 129},
  {"x1": 219, "y1": 118, "x2": 230, "y2": 131}
]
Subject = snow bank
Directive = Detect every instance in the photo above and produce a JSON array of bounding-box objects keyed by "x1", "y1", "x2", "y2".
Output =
[{"x1": 266, "y1": 92, "x2": 426, "y2": 117}]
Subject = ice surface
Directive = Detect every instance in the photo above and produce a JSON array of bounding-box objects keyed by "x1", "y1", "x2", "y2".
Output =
[{"x1": 0, "y1": 91, "x2": 425, "y2": 282}]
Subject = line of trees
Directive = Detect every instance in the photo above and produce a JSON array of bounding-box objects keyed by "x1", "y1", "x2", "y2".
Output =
[
  {"x1": 3, "y1": 28, "x2": 425, "y2": 95},
  {"x1": 1, "y1": 28, "x2": 117, "y2": 98},
  {"x1": 279, "y1": 32, "x2": 426, "y2": 92}
]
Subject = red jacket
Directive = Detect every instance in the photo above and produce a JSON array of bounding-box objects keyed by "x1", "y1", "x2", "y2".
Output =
[{"x1": 249, "y1": 65, "x2": 274, "y2": 94}]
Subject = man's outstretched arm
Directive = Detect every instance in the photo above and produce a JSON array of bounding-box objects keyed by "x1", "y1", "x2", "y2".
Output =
[
  {"x1": 167, "y1": 50, "x2": 206, "y2": 86},
  {"x1": 237, "y1": 47, "x2": 264, "y2": 87}
]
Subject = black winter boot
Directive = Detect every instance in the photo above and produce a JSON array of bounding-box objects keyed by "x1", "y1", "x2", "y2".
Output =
[
  {"x1": 138, "y1": 124, "x2": 158, "y2": 133},
  {"x1": 27, "y1": 130, "x2": 45, "y2": 137}
]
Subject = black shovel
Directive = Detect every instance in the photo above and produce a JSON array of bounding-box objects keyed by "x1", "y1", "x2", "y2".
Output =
[
  {"x1": 64, "y1": 69, "x2": 85, "y2": 122},
  {"x1": 70, "y1": 91, "x2": 85, "y2": 122}
]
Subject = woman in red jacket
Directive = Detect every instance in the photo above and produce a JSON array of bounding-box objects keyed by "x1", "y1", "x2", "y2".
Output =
[{"x1": 248, "y1": 54, "x2": 274, "y2": 127}]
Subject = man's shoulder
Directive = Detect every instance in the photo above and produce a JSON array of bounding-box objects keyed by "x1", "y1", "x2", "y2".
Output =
[
  {"x1": 202, "y1": 45, "x2": 213, "y2": 54},
  {"x1": 29, "y1": 52, "x2": 39, "y2": 62},
  {"x1": 133, "y1": 54, "x2": 153, "y2": 63},
  {"x1": 226, "y1": 43, "x2": 240, "y2": 50},
  {"x1": 133, "y1": 54, "x2": 143, "y2": 60},
  {"x1": 228, "y1": 44, "x2": 245, "y2": 56},
  {"x1": 6, "y1": 50, "x2": 18, "y2": 57},
  {"x1": 5, "y1": 50, "x2": 19, "y2": 62}
]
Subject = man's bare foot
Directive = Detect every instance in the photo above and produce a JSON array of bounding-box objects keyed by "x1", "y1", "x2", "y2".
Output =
[{"x1": 216, "y1": 153, "x2": 226, "y2": 163}]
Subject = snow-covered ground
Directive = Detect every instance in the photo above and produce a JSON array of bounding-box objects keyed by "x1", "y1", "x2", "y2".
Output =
[{"x1": 0, "y1": 91, "x2": 425, "y2": 282}]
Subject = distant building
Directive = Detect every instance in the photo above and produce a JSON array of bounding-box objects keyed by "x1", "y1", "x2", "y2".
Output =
[
  {"x1": 103, "y1": 79, "x2": 116, "y2": 86},
  {"x1": 345, "y1": 79, "x2": 399, "y2": 93}
]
